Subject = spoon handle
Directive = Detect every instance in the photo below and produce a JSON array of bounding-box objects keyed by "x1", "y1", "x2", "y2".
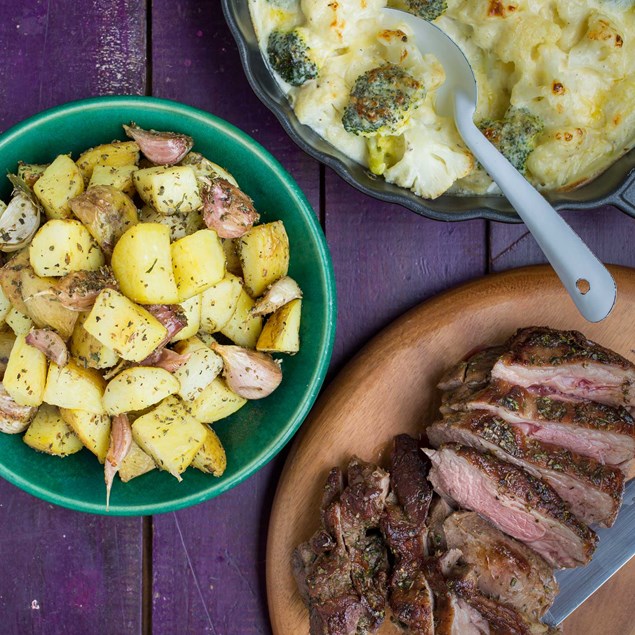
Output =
[{"x1": 454, "y1": 93, "x2": 616, "y2": 323}]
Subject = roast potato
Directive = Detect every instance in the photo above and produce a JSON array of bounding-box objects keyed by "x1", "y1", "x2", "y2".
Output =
[
  {"x1": 110, "y1": 223, "x2": 179, "y2": 304},
  {"x1": 3, "y1": 333, "x2": 48, "y2": 406},
  {"x1": 186, "y1": 377, "x2": 247, "y2": 423},
  {"x1": 33, "y1": 154, "x2": 85, "y2": 219},
  {"x1": 60, "y1": 408, "x2": 111, "y2": 463},
  {"x1": 199, "y1": 273, "x2": 243, "y2": 334},
  {"x1": 23, "y1": 404, "x2": 83, "y2": 456},
  {"x1": 119, "y1": 440, "x2": 156, "y2": 482},
  {"x1": 257, "y1": 298, "x2": 302, "y2": 354},
  {"x1": 191, "y1": 425, "x2": 227, "y2": 476},
  {"x1": 76, "y1": 140, "x2": 140, "y2": 182},
  {"x1": 220, "y1": 288, "x2": 263, "y2": 349},
  {"x1": 88, "y1": 164, "x2": 137, "y2": 197},
  {"x1": 132, "y1": 396, "x2": 207, "y2": 480},
  {"x1": 43, "y1": 359, "x2": 107, "y2": 414},
  {"x1": 134, "y1": 165, "x2": 202, "y2": 214}
]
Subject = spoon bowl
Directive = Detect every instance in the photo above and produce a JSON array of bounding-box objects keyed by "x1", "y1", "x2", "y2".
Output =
[{"x1": 384, "y1": 8, "x2": 617, "y2": 323}]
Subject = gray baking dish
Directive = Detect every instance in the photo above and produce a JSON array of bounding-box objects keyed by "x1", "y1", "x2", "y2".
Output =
[{"x1": 222, "y1": 0, "x2": 635, "y2": 223}]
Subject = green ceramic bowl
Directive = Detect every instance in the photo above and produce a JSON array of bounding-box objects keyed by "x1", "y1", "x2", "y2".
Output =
[{"x1": 0, "y1": 96, "x2": 336, "y2": 515}]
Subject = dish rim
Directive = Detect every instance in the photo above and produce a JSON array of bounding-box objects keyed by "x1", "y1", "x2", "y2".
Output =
[
  {"x1": 0, "y1": 94, "x2": 337, "y2": 515},
  {"x1": 222, "y1": 0, "x2": 635, "y2": 224}
]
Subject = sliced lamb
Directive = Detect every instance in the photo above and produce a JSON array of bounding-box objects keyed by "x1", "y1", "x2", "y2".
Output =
[
  {"x1": 491, "y1": 326, "x2": 635, "y2": 409},
  {"x1": 428, "y1": 411, "x2": 624, "y2": 527},
  {"x1": 426, "y1": 496, "x2": 454, "y2": 554},
  {"x1": 438, "y1": 346, "x2": 504, "y2": 410},
  {"x1": 449, "y1": 571, "x2": 556, "y2": 635},
  {"x1": 443, "y1": 512, "x2": 558, "y2": 621},
  {"x1": 426, "y1": 445, "x2": 597, "y2": 569},
  {"x1": 380, "y1": 436, "x2": 435, "y2": 634}
]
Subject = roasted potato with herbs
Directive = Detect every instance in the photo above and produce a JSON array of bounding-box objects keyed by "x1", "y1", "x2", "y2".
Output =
[{"x1": 0, "y1": 123, "x2": 303, "y2": 507}]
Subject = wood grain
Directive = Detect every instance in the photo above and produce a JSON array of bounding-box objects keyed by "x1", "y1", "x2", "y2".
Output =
[
  {"x1": 0, "y1": 2, "x2": 147, "y2": 634},
  {"x1": 267, "y1": 265, "x2": 635, "y2": 635}
]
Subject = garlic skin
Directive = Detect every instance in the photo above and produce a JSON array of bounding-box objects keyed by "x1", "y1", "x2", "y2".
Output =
[
  {"x1": 201, "y1": 177, "x2": 260, "y2": 239},
  {"x1": 0, "y1": 383, "x2": 37, "y2": 434},
  {"x1": 211, "y1": 343, "x2": 282, "y2": 400},
  {"x1": 26, "y1": 329, "x2": 69, "y2": 366},
  {"x1": 54, "y1": 266, "x2": 119, "y2": 311},
  {"x1": 0, "y1": 175, "x2": 41, "y2": 252},
  {"x1": 123, "y1": 123, "x2": 193, "y2": 165},
  {"x1": 251, "y1": 276, "x2": 303, "y2": 317},
  {"x1": 105, "y1": 413, "x2": 133, "y2": 510}
]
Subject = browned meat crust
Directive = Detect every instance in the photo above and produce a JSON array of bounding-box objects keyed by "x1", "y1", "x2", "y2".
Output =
[
  {"x1": 427, "y1": 445, "x2": 597, "y2": 568},
  {"x1": 444, "y1": 512, "x2": 558, "y2": 620},
  {"x1": 428, "y1": 411, "x2": 624, "y2": 527},
  {"x1": 492, "y1": 327, "x2": 635, "y2": 408}
]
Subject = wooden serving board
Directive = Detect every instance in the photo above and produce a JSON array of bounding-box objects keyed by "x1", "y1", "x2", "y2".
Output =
[{"x1": 267, "y1": 265, "x2": 635, "y2": 635}]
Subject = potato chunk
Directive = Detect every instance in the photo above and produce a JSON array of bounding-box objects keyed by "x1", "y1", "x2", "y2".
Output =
[
  {"x1": 132, "y1": 396, "x2": 207, "y2": 480},
  {"x1": 181, "y1": 152, "x2": 239, "y2": 186},
  {"x1": 171, "y1": 229, "x2": 226, "y2": 301},
  {"x1": 88, "y1": 164, "x2": 137, "y2": 197},
  {"x1": 70, "y1": 311, "x2": 119, "y2": 369},
  {"x1": 3, "y1": 333, "x2": 48, "y2": 406},
  {"x1": 5, "y1": 307, "x2": 33, "y2": 337},
  {"x1": 187, "y1": 377, "x2": 247, "y2": 423},
  {"x1": 134, "y1": 165, "x2": 202, "y2": 214},
  {"x1": 33, "y1": 154, "x2": 85, "y2": 219},
  {"x1": 138, "y1": 205, "x2": 205, "y2": 241},
  {"x1": 119, "y1": 440, "x2": 156, "y2": 482},
  {"x1": 20, "y1": 268, "x2": 78, "y2": 340},
  {"x1": 257, "y1": 299, "x2": 301, "y2": 353},
  {"x1": 110, "y1": 223, "x2": 179, "y2": 304},
  {"x1": 170, "y1": 295, "x2": 201, "y2": 343},
  {"x1": 23, "y1": 404, "x2": 83, "y2": 456},
  {"x1": 43, "y1": 360, "x2": 106, "y2": 413},
  {"x1": 191, "y1": 426, "x2": 227, "y2": 476},
  {"x1": 199, "y1": 273, "x2": 243, "y2": 333},
  {"x1": 220, "y1": 289, "x2": 263, "y2": 349},
  {"x1": 29, "y1": 220, "x2": 105, "y2": 277},
  {"x1": 83, "y1": 289, "x2": 168, "y2": 362},
  {"x1": 103, "y1": 367, "x2": 180, "y2": 415},
  {"x1": 76, "y1": 141, "x2": 140, "y2": 182},
  {"x1": 172, "y1": 337, "x2": 223, "y2": 401},
  {"x1": 0, "y1": 250, "x2": 31, "y2": 314},
  {"x1": 237, "y1": 221, "x2": 289, "y2": 297},
  {"x1": 60, "y1": 408, "x2": 111, "y2": 463}
]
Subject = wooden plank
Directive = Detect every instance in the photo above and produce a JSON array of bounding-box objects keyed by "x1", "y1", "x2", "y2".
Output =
[
  {"x1": 150, "y1": 2, "x2": 319, "y2": 634},
  {"x1": 490, "y1": 206, "x2": 635, "y2": 271},
  {"x1": 324, "y1": 175, "x2": 487, "y2": 370},
  {"x1": 0, "y1": 1, "x2": 147, "y2": 634},
  {"x1": 0, "y1": 0, "x2": 146, "y2": 131}
]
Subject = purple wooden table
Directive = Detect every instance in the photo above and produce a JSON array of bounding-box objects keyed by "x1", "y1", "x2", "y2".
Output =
[{"x1": 1, "y1": 2, "x2": 634, "y2": 634}]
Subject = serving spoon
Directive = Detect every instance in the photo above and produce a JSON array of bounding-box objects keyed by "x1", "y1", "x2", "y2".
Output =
[{"x1": 384, "y1": 8, "x2": 617, "y2": 323}]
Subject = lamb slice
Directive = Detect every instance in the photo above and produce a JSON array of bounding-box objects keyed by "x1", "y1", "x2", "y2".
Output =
[
  {"x1": 426, "y1": 445, "x2": 597, "y2": 569},
  {"x1": 388, "y1": 555, "x2": 435, "y2": 634},
  {"x1": 426, "y1": 496, "x2": 454, "y2": 554},
  {"x1": 491, "y1": 326, "x2": 635, "y2": 408},
  {"x1": 428, "y1": 411, "x2": 624, "y2": 527},
  {"x1": 449, "y1": 572, "x2": 556, "y2": 635},
  {"x1": 338, "y1": 456, "x2": 390, "y2": 548},
  {"x1": 294, "y1": 480, "x2": 376, "y2": 635},
  {"x1": 461, "y1": 382, "x2": 635, "y2": 470},
  {"x1": 390, "y1": 434, "x2": 433, "y2": 526},
  {"x1": 439, "y1": 346, "x2": 504, "y2": 412},
  {"x1": 423, "y1": 557, "x2": 490, "y2": 635},
  {"x1": 443, "y1": 512, "x2": 558, "y2": 621}
]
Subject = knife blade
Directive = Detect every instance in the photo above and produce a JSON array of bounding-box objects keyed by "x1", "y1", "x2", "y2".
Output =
[{"x1": 544, "y1": 478, "x2": 635, "y2": 626}]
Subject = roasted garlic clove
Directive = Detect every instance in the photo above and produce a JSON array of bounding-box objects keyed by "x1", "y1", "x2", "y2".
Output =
[
  {"x1": 211, "y1": 343, "x2": 282, "y2": 400},
  {"x1": 25, "y1": 328, "x2": 69, "y2": 366},
  {"x1": 0, "y1": 383, "x2": 37, "y2": 434},
  {"x1": 251, "y1": 276, "x2": 302, "y2": 317},
  {"x1": 201, "y1": 177, "x2": 260, "y2": 239},
  {"x1": 105, "y1": 413, "x2": 133, "y2": 510},
  {"x1": 0, "y1": 175, "x2": 42, "y2": 252},
  {"x1": 123, "y1": 123, "x2": 193, "y2": 165},
  {"x1": 54, "y1": 266, "x2": 119, "y2": 311}
]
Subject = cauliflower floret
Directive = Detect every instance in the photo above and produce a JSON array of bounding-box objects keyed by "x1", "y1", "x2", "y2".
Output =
[
  {"x1": 383, "y1": 122, "x2": 474, "y2": 199},
  {"x1": 301, "y1": 0, "x2": 387, "y2": 46}
]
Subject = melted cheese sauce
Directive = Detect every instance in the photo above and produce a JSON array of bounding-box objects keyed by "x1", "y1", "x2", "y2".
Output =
[{"x1": 250, "y1": 0, "x2": 635, "y2": 199}]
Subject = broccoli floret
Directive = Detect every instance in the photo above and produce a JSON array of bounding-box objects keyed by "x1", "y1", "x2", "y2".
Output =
[
  {"x1": 367, "y1": 135, "x2": 406, "y2": 175},
  {"x1": 390, "y1": 0, "x2": 448, "y2": 22},
  {"x1": 342, "y1": 64, "x2": 426, "y2": 137},
  {"x1": 267, "y1": 28, "x2": 319, "y2": 87},
  {"x1": 479, "y1": 108, "x2": 544, "y2": 174}
]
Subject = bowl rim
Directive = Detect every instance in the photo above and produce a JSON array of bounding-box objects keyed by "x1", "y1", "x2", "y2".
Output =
[
  {"x1": 221, "y1": 0, "x2": 635, "y2": 224},
  {"x1": 0, "y1": 95, "x2": 337, "y2": 515}
]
